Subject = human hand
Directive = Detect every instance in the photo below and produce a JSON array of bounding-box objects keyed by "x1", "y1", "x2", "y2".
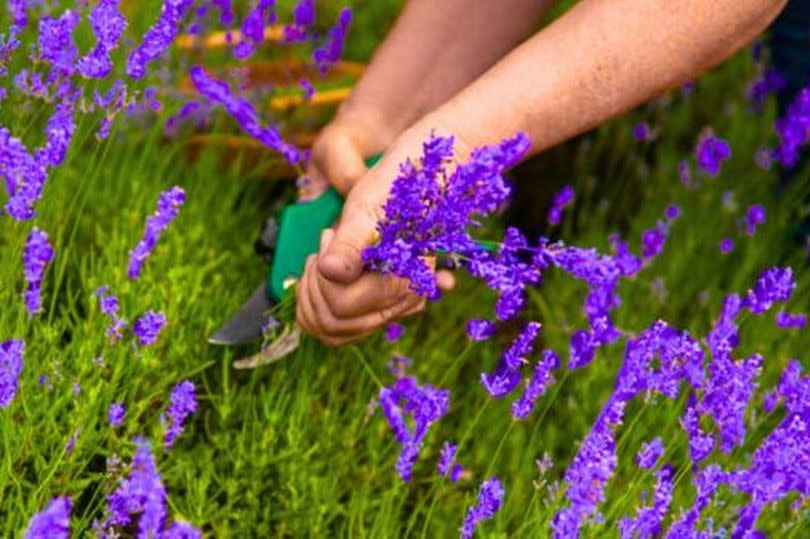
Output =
[{"x1": 296, "y1": 129, "x2": 458, "y2": 346}]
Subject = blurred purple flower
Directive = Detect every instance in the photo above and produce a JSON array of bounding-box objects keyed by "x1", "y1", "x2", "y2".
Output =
[
  {"x1": 511, "y1": 349, "x2": 558, "y2": 420},
  {"x1": 234, "y1": 0, "x2": 276, "y2": 60},
  {"x1": 128, "y1": 186, "x2": 186, "y2": 279},
  {"x1": 133, "y1": 311, "x2": 167, "y2": 347},
  {"x1": 755, "y1": 146, "x2": 774, "y2": 170},
  {"x1": 284, "y1": 0, "x2": 314, "y2": 43},
  {"x1": 503, "y1": 322, "x2": 541, "y2": 370},
  {"x1": 109, "y1": 402, "x2": 125, "y2": 427},
  {"x1": 437, "y1": 441, "x2": 463, "y2": 482},
  {"x1": 384, "y1": 323, "x2": 404, "y2": 343},
  {"x1": 677, "y1": 159, "x2": 691, "y2": 187},
  {"x1": 164, "y1": 380, "x2": 197, "y2": 448},
  {"x1": 0, "y1": 339, "x2": 24, "y2": 408},
  {"x1": 619, "y1": 465, "x2": 673, "y2": 539},
  {"x1": 101, "y1": 437, "x2": 167, "y2": 536},
  {"x1": 22, "y1": 227, "x2": 55, "y2": 316},
  {"x1": 743, "y1": 266, "x2": 795, "y2": 315},
  {"x1": 636, "y1": 437, "x2": 664, "y2": 470},
  {"x1": 632, "y1": 122, "x2": 652, "y2": 142},
  {"x1": 774, "y1": 87, "x2": 809, "y2": 168},
  {"x1": 378, "y1": 376, "x2": 449, "y2": 481},
  {"x1": 386, "y1": 354, "x2": 412, "y2": 378},
  {"x1": 776, "y1": 311, "x2": 806, "y2": 329},
  {"x1": 299, "y1": 78, "x2": 315, "y2": 99},
  {"x1": 164, "y1": 522, "x2": 203, "y2": 539},
  {"x1": 461, "y1": 477, "x2": 504, "y2": 539},
  {"x1": 127, "y1": 0, "x2": 195, "y2": 79},
  {"x1": 745, "y1": 204, "x2": 766, "y2": 236},
  {"x1": 547, "y1": 184, "x2": 574, "y2": 225},
  {"x1": 747, "y1": 67, "x2": 785, "y2": 110},
  {"x1": 37, "y1": 10, "x2": 80, "y2": 75},
  {"x1": 313, "y1": 7, "x2": 351, "y2": 74},
  {"x1": 189, "y1": 66, "x2": 303, "y2": 164},
  {"x1": 96, "y1": 286, "x2": 127, "y2": 342},
  {"x1": 666, "y1": 464, "x2": 727, "y2": 536},
  {"x1": 25, "y1": 496, "x2": 71, "y2": 539},
  {"x1": 466, "y1": 319, "x2": 497, "y2": 341},
  {"x1": 76, "y1": 0, "x2": 127, "y2": 79},
  {"x1": 719, "y1": 237, "x2": 735, "y2": 254},
  {"x1": 695, "y1": 131, "x2": 731, "y2": 176}
]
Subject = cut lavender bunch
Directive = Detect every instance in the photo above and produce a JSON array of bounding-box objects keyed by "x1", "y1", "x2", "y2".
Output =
[
  {"x1": 24, "y1": 496, "x2": 71, "y2": 539},
  {"x1": 461, "y1": 477, "x2": 505, "y2": 539},
  {"x1": 128, "y1": 186, "x2": 185, "y2": 279},
  {"x1": 0, "y1": 339, "x2": 24, "y2": 408},
  {"x1": 22, "y1": 227, "x2": 55, "y2": 316},
  {"x1": 164, "y1": 380, "x2": 197, "y2": 448}
]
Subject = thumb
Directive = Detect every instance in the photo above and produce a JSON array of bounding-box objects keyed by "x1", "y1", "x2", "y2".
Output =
[
  {"x1": 318, "y1": 200, "x2": 379, "y2": 283},
  {"x1": 316, "y1": 131, "x2": 369, "y2": 195}
]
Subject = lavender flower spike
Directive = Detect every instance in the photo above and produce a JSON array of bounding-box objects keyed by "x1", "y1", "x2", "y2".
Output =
[
  {"x1": 109, "y1": 402, "x2": 125, "y2": 427},
  {"x1": 745, "y1": 204, "x2": 766, "y2": 236},
  {"x1": 0, "y1": 340, "x2": 25, "y2": 408},
  {"x1": 128, "y1": 186, "x2": 186, "y2": 279},
  {"x1": 25, "y1": 496, "x2": 71, "y2": 539},
  {"x1": 695, "y1": 130, "x2": 731, "y2": 176},
  {"x1": 133, "y1": 311, "x2": 167, "y2": 347},
  {"x1": 127, "y1": 0, "x2": 195, "y2": 79},
  {"x1": 512, "y1": 349, "x2": 559, "y2": 420},
  {"x1": 23, "y1": 227, "x2": 55, "y2": 316},
  {"x1": 635, "y1": 437, "x2": 664, "y2": 470},
  {"x1": 461, "y1": 477, "x2": 505, "y2": 539},
  {"x1": 96, "y1": 286, "x2": 127, "y2": 342},
  {"x1": 313, "y1": 7, "x2": 352, "y2": 74},
  {"x1": 547, "y1": 184, "x2": 574, "y2": 225},
  {"x1": 437, "y1": 441, "x2": 463, "y2": 482},
  {"x1": 164, "y1": 380, "x2": 197, "y2": 448},
  {"x1": 776, "y1": 311, "x2": 807, "y2": 330}
]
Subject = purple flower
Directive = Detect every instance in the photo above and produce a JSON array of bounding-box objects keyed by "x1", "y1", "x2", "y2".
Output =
[
  {"x1": 719, "y1": 237, "x2": 735, "y2": 254},
  {"x1": 681, "y1": 394, "x2": 715, "y2": 463},
  {"x1": 774, "y1": 88, "x2": 810, "y2": 168},
  {"x1": 480, "y1": 362, "x2": 522, "y2": 399},
  {"x1": 127, "y1": 0, "x2": 195, "y2": 79},
  {"x1": 635, "y1": 437, "x2": 664, "y2": 470},
  {"x1": 695, "y1": 131, "x2": 731, "y2": 176},
  {"x1": 378, "y1": 376, "x2": 450, "y2": 481},
  {"x1": 22, "y1": 227, "x2": 55, "y2": 316},
  {"x1": 437, "y1": 441, "x2": 463, "y2": 482},
  {"x1": 0, "y1": 339, "x2": 25, "y2": 408},
  {"x1": 100, "y1": 437, "x2": 167, "y2": 537},
  {"x1": 386, "y1": 354, "x2": 412, "y2": 378},
  {"x1": 776, "y1": 311, "x2": 807, "y2": 330},
  {"x1": 466, "y1": 319, "x2": 497, "y2": 341},
  {"x1": 299, "y1": 78, "x2": 315, "y2": 99},
  {"x1": 511, "y1": 349, "x2": 558, "y2": 419},
  {"x1": 128, "y1": 186, "x2": 186, "y2": 279},
  {"x1": 312, "y1": 7, "x2": 351, "y2": 74},
  {"x1": 619, "y1": 465, "x2": 674, "y2": 539},
  {"x1": 233, "y1": 0, "x2": 276, "y2": 60},
  {"x1": 666, "y1": 465, "x2": 727, "y2": 536},
  {"x1": 37, "y1": 10, "x2": 80, "y2": 75},
  {"x1": 25, "y1": 496, "x2": 71, "y2": 539},
  {"x1": 677, "y1": 160, "x2": 692, "y2": 187},
  {"x1": 747, "y1": 67, "x2": 785, "y2": 110},
  {"x1": 632, "y1": 122, "x2": 652, "y2": 142},
  {"x1": 664, "y1": 204, "x2": 680, "y2": 221},
  {"x1": 745, "y1": 204, "x2": 766, "y2": 236},
  {"x1": 641, "y1": 223, "x2": 667, "y2": 260},
  {"x1": 189, "y1": 66, "x2": 303, "y2": 164},
  {"x1": 109, "y1": 402, "x2": 125, "y2": 427},
  {"x1": 547, "y1": 184, "x2": 574, "y2": 225},
  {"x1": 164, "y1": 521, "x2": 203, "y2": 539},
  {"x1": 284, "y1": 0, "x2": 315, "y2": 43},
  {"x1": 743, "y1": 266, "x2": 795, "y2": 314},
  {"x1": 76, "y1": 0, "x2": 127, "y2": 79},
  {"x1": 65, "y1": 430, "x2": 78, "y2": 455},
  {"x1": 755, "y1": 146, "x2": 774, "y2": 170},
  {"x1": 96, "y1": 286, "x2": 127, "y2": 342},
  {"x1": 133, "y1": 311, "x2": 167, "y2": 347},
  {"x1": 503, "y1": 322, "x2": 541, "y2": 370},
  {"x1": 461, "y1": 477, "x2": 504, "y2": 539},
  {"x1": 363, "y1": 132, "x2": 530, "y2": 300},
  {"x1": 164, "y1": 380, "x2": 197, "y2": 448},
  {"x1": 384, "y1": 323, "x2": 404, "y2": 343}
]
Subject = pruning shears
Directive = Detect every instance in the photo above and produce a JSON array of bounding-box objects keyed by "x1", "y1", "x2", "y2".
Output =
[{"x1": 208, "y1": 154, "x2": 383, "y2": 366}]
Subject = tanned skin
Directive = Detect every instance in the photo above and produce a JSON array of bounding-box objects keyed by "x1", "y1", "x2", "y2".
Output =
[{"x1": 296, "y1": 0, "x2": 788, "y2": 346}]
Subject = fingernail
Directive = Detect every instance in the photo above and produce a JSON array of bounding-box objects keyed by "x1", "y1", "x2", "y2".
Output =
[{"x1": 320, "y1": 228, "x2": 335, "y2": 252}]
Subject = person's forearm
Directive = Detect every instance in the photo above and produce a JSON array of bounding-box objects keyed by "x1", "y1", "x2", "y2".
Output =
[
  {"x1": 335, "y1": 0, "x2": 556, "y2": 146},
  {"x1": 410, "y1": 0, "x2": 787, "y2": 158}
]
